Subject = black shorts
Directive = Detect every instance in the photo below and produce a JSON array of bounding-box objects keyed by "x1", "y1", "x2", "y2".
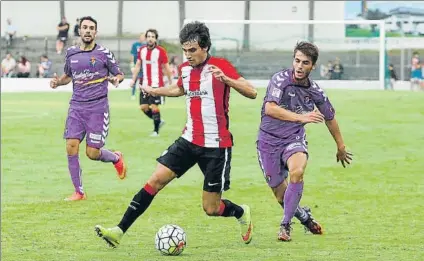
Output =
[
  {"x1": 57, "y1": 36, "x2": 68, "y2": 44},
  {"x1": 157, "y1": 137, "x2": 232, "y2": 193},
  {"x1": 139, "y1": 91, "x2": 162, "y2": 106}
]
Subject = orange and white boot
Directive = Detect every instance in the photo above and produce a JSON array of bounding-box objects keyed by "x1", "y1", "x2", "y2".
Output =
[
  {"x1": 113, "y1": 151, "x2": 127, "y2": 180},
  {"x1": 64, "y1": 191, "x2": 86, "y2": 201}
]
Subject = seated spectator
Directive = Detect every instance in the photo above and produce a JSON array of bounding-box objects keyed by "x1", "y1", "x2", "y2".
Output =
[
  {"x1": 16, "y1": 56, "x2": 31, "y2": 78},
  {"x1": 1, "y1": 52, "x2": 16, "y2": 78},
  {"x1": 320, "y1": 60, "x2": 333, "y2": 79},
  {"x1": 36, "y1": 55, "x2": 52, "y2": 78},
  {"x1": 4, "y1": 18, "x2": 17, "y2": 47},
  {"x1": 56, "y1": 17, "x2": 70, "y2": 54},
  {"x1": 332, "y1": 58, "x2": 344, "y2": 80}
]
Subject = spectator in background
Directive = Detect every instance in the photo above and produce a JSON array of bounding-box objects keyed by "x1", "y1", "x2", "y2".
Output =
[
  {"x1": 73, "y1": 18, "x2": 80, "y2": 46},
  {"x1": 410, "y1": 52, "x2": 423, "y2": 91},
  {"x1": 4, "y1": 18, "x2": 17, "y2": 47},
  {"x1": 332, "y1": 58, "x2": 344, "y2": 80},
  {"x1": 56, "y1": 17, "x2": 70, "y2": 54},
  {"x1": 130, "y1": 33, "x2": 146, "y2": 100},
  {"x1": 36, "y1": 55, "x2": 52, "y2": 78},
  {"x1": 16, "y1": 56, "x2": 31, "y2": 78},
  {"x1": 320, "y1": 60, "x2": 333, "y2": 79},
  {"x1": 388, "y1": 64, "x2": 398, "y2": 90},
  {"x1": 1, "y1": 52, "x2": 16, "y2": 78},
  {"x1": 169, "y1": 55, "x2": 180, "y2": 80}
]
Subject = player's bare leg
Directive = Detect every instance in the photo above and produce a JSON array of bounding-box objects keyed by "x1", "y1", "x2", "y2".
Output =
[
  {"x1": 272, "y1": 179, "x2": 323, "y2": 236},
  {"x1": 278, "y1": 152, "x2": 308, "y2": 241},
  {"x1": 95, "y1": 163, "x2": 176, "y2": 248},
  {"x1": 65, "y1": 138, "x2": 86, "y2": 201},
  {"x1": 85, "y1": 146, "x2": 127, "y2": 180},
  {"x1": 202, "y1": 191, "x2": 253, "y2": 244},
  {"x1": 56, "y1": 40, "x2": 64, "y2": 54}
]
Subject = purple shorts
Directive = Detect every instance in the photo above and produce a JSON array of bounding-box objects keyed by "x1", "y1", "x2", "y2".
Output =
[
  {"x1": 63, "y1": 107, "x2": 110, "y2": 148},
  {"x1": 256, "y1": 139, "x2": 308, "y2": 188}
]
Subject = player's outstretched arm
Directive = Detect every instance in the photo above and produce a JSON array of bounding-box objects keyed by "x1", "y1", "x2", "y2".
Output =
[
  {"x1": 108, "y1": 73, "x2": 124, "y2": 87},
  {"x1": 325, "y1": 118, "x2": 345, "y2": 148},
  {"x1": 142, "y1": 83, "x2": 184, "y2": 97},
  {"x1": 50, "y1": 73, "x2": 72, "y2": 89},
  {"x1": 225, "y1": 77, "x2": 257, "y2": 99},
  {"x1": 163, "y1": 63, "x2": 173, "y2": 85},
  {"x1": 208, "y1": 65, "x2": 257, "y2": 99},
  {"x1": 130, "y1": 59, "x2": 141, "y2": 86},
  {"x1": 265, "y1": 102, "x2": 324, "y2": 124},
  {"x1": 325, "y1": 118, "x2": 353, "y2": 167}
]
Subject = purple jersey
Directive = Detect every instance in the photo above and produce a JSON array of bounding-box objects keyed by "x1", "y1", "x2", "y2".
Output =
[
  {"x1": 258, "y1": 69, "x2": 335, "y2": 146},
  {"x1": 64, "y1": 44, "x2": 122, "y2": 111}
]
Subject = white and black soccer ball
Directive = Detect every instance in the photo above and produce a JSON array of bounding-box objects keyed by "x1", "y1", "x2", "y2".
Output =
[{"x1": 155, "y1": 224, "x2": 187, "y2": 256}]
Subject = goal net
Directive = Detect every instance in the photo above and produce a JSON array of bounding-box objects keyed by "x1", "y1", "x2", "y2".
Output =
[{"x1": 183, "y1": 19, "x2": 386, "y2": 90}]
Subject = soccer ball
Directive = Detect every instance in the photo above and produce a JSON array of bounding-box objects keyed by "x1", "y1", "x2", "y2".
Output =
[{"x1": 155, "y1": 224, "x2": 187, "y2": 256}]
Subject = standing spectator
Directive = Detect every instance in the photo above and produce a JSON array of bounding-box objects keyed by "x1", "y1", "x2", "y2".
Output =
[
  {"x1": 129, "y1": 33, "x2": 146, "y2": 100},
  {"x1": 410, "y1": 52, "x2": 423, "y2": 91},
  {"x1": 332, "y1": 58, "x2": 344, "y2": 80},
  {"x1": 1, "y1": 52, "x2": 16, "y2": 78},
  {"x1": 388, "y1": 64, "x2": 398, "y2": 90},
  {"x1": 56, "y1": 17, "x2": 70, "y2": 54},
  {"x1": 16, "y1": 56, "x2": 31, "y2": 78},
  {"x1": 4, "y1": 18, "x2": 17, "y2": 47},
  {"x1": 36, "y1": 55, "x2": 52, "y2": 78},
  {"x1": 73, "y1": 18, "x2": 80, "y2": 46}
]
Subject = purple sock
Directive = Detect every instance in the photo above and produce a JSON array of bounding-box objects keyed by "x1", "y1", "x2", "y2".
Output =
[
  {"x1": 282, "y1": 182, "x2": 304, "y2": 225},
  {"x1": 68, "y1": 155, "x2": 84, "y2": 194},
  {"x1": 98, "y1": 149, "x2": 119, "y2": 163}
]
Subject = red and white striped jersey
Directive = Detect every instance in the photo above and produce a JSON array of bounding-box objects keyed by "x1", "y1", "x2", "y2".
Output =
[
  {"x1": 177, "y1": 56, "x2": 241, "y2": 148},
  {"x1": 137, "y1": 45, "x2": 168, "y2": 87}
]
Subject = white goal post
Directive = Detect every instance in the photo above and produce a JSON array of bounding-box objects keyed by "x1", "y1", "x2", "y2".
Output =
[{"x1": 183, "y1": 19, "x2": 386, "y2": 90}]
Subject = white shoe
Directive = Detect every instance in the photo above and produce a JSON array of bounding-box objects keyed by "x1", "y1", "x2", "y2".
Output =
[
  {"x1": 150, "y1": 131, "x2": 159, "y2": 137},
  {"x1": 131, "y1": 95, "x2": 136, "y2": 100}
]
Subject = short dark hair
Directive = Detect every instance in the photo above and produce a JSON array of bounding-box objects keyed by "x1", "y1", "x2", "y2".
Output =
[
  {"x1": 293, "y1": 41, "x2": 319, "y2": 65},
  {"x1": 179, "y1": 21, "x2": 211, "y2": 51},
  {"x1": 146, "y1": 29, "x2": 159, "y2": 39},
  {"x1": 79, "y1": 16, "x2": 97, "y2": 30}
]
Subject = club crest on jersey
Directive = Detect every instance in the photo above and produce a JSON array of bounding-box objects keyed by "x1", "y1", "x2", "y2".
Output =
[
  {"x1": 304, "y1": 96, "x2": 311, "y2": 104},
  {"x1": 266, "y1": 175, "x2": 271, "y2": 183},
  {"x1": 90, "y1": 56, "x2": 96, "y2": 67}
]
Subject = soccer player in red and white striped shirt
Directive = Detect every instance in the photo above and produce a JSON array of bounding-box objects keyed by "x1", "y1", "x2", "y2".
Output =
[
  {"x1": 130, "y1": 29, "x2": 173, "y2": 136},
  {"x1": 95, "y1": 21, "x2": 257, "y2": 247}
]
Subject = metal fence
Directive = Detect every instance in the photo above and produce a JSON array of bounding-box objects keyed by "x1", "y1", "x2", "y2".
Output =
[{"x1": 1, "y1": 35, "x2": 420, "y2": 81}]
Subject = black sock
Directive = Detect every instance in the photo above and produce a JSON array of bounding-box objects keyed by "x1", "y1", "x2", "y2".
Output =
[
  {"x1": 152, "y1": 111, "x2": 161, "y2": 133},
  {"x1": 143, "y1": 109, "x2": 153, "y2": 119},
  {"x1": 117, "y1": 184, "x2": 157, "y2": 233},
  {"x1": 219, "y1": 199, "x2": 244, "y2": 219}
]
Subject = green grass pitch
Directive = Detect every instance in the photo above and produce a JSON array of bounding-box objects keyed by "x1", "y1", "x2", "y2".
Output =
[{"x1": 1, "y1": 88, "x2": 423, "y2": 261}]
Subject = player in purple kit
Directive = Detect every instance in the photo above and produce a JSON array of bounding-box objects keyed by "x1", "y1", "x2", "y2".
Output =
[
  {"x1": 257, "y1": 41, "x2": 353, "y2": 241},
  {"x1": 50, "y1": 16, "x2": 127, "y2": 201}
]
